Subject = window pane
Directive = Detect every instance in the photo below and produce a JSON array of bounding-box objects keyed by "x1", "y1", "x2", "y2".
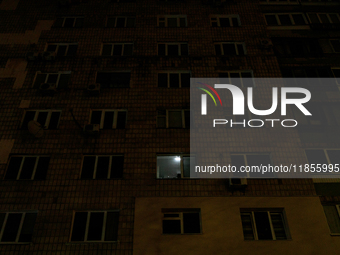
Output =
[
  {"x1": 96, "y1": 157, "x2": 110, "y2": 179},
  {"x1": 110, "y1": 156, "x2": 124, "y2": 178},
  {"x1": 57, "y1": 73, "x2": 70, "y2": 89},
  {"x1": 5, "y1": 157, "x2": 23, "y2": 180},
  {"x1": 19, "y1": 157, "x2": 36, "y2": 180},
  {"x1": 64, "y1": 18, "x2": 74, "y2": 27},
  {"x1": 231, "y1": 155, "x2": 247, "y2": 177},
  {"x1": 308, "y1": 13, "x2": 320, "y2": 24},
  {"x1": 158, "y1": 73, "x2": 168, "y2": 87},
  {"x1": 91, "y1": 111, "x2": 102, "y2": 125},
  {"x1": 237, "y1": 44, "x2": 245, "y2": 55},
  {"x1": 327, "y1": 150, "x2": 340, "y2": 164},
  {"x1": 116, "y1": 18, "x2": 125, "y2": 27},
  {"x1": 181, "y1": 73, "x2": 190, "y2": 87},
  {"x1": 168, "y1": 111, "x2": 182, "y2": 128},
  {"x1": 241, "y1": 213, "x2": 255, "y2": 240},
  {"x1": 223, "y1": 44, "x2": 236, "y2": 55},
  {"x1": 220, "y1": 18, "x2": 230, "y2": 27},
  {"x1": 319, "y1": 14, "x2": 330, "y2": 23},
  {"x1": 117, "y1": 111, "x2": 127, "y2": 129},
  {"x1": 278, "y1": 15, "x2": 292, "y2": 25},
  {"x1": 305, "y1": 150, "x2": 328, "y2": 164},
  {"x1": 81, "y1": 156, "x2": 96, "y2": 179},
  {"x1": 329, "y1": 14, "x2": 339, "y2": 23},
  {"x1": 157, "y1": 156, "x2": 181, "y2": 179},
  {"x1": 47, "y1": 45, "x2": 57, "y2": 52},
  {"x1": 71, "y1": 212, "x2": 88, "y2": 241},
  {"x1": 323, "y1": 205, "x2": 340, "y2": 234},
  {"x1": 270, "y1": 213, "x2": 287, "y2": 240},
  {"x1": 34, "y1": 73, "x2": 47, "y2": 88},
  {"x1": 57, "y1": 45, "x2": 67, "y2": 57},
  {"x1": 184, "y1": 111, "x2": 190, "y2": 128},
  {"x1": 54, "y1": 18, "x2": 64, "y2": 27},
  {"x1": 183, "y1": 213, "x2": 200, "y2": 233},
  {"x1": 18, "y1": 213, "x2": 37, "y2": 242},
  {"x1": 22, "y1": 111, "x2": 36, "y2": 129},
  {"x1": 183, "y1": 156, "x2": 191, "y2": 177},
  {"x1": 265, "y1": 15, "x2": 278, "y2": 26},
  {"x1": 292, "y1": 14, "x2": 306, "y2": 25},
  {"x1": 169, "y1": 73, "x2": 180, "y2": 88},
  {"x1": 103, "y1": 111, "x2": 114, "y2": 129},
  {"x1": 102, "y1": 45, "x2": 112, "y2": 56},
  {"x1": 48, "y1": 112, "x2": 60, "y2": 129},
  {"x1": 87, "y1": 212, "x2": 104, "y2": 241},
  {"x1": 168, "y1": 45, "x2": 179, "y2": 56},
  {"x1": 46, "y1": 74, "x2": 58, "y2": 84},
  {"x1": 34, "y1": 156, "x2": 50, "y2": 180},
  {"x1": 163, "y1": 220, "x2": 181, "y2": 234},
  {"x1": 158, "y1": 44, "x2": 166, "y2": 56},
  {"x1": 105, "y1": 212, "x2": 119, "y2": 241},
  {"x1": 215, "y1": 44, "x2": 222, "y2": 55},
  {"x1": 180, "y1": 44, "x2": 188, "y2": 55},
  {"x1": 331, "y1": 40, "x2": 340, "y2": 52},
  {"x1": 168, "y1": 18, "x2": 177, "y2": 27},
  {"x1": 107, "y1": 17, "x2": 116, "y2": 27},
  {"x1": 232, "y1": 17, "x2": 239, "y2": 27},
  {"x1": 254, "y1": 212, "x2": 273, "y2": 240},
  {"x1": 113, "y1": 44, "x2": 123, "y2": 55},
  {"x1": 74, "y1": 18, "x2": 84, "y2": 27},
  {"x1": 1, "y1": 213, "x2": 22, "y2": 242}
]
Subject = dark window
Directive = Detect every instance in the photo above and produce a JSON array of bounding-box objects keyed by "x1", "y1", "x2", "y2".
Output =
[
  {"x1": 81, "y1": 155, "x2": 124, "y2": 179},
  {"x1": 90, "y1": 110, "x2": 127, "y2": 129},
  {"x1": 323, "y1": 205, "x2": 340, "y2": 234},
  {"x1": 241, "y1": 210, "x2": 288, "y2": 240},
  {"x1": 0, "y1": 212, "x2": 37, "y2": 243},
  {"x1": 33, "y1": 72, "x2": 71, "y2": 89},
  {"x1": 157, "y1": 110, "x2": 190, "y2": 128},
  {"x1": 54, "y1": 17, "x2": 84, "y2": 28},
  {"x1": 218, "y1": 72, "x2": 254, "y2": 87},
  {"x1": 21, "y1": 110, "x2": 61, "y2": 130},
  {"x1": 96, "y1": 72, "x2": 130, "y2": 88},
  {"x1": 101, "y1": 44, "x2": 133, "y2": 56},
  {"x1": 71, "y1": 211, "x2": 119, "y2": 242},
  {"x1": 158, "y1": 43, "x2": 188, "y2": 56},
  {"x1": 162, "y1": 209, "x2": 201, "y2": 234},
  {"x1": 157, "y1": 72, "x2": 190, "y2": 88},
  {"x1": 215, "y1": 43, "x2": 246, "y2": 56}
]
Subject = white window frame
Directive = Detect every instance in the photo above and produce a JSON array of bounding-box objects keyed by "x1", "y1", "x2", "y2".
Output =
[
  {"x1": 264, "y1": 13, "x2": 309, "y2": 27},
  {"x1": 6, "y1": 156, "x2": 49, "y2": 180},
  {"x1": 56, "y1": 16, "x2": 84, "y2": 28},
  {"x1": 33, "y1": 71, "x2": 72, "y2": 88},
  {"x1": 218, "y1": 70, "x2": 255, "y2": 87},
  {"x1": 158, "y1": 70, "x2": 191, "y2": 88},
  {"x1": 158, "y1": 43, "x2": 188, "y2": 56},
  {"x1": 157, "y1": 15, "x2": 187, "y2": 27},
  {"x1": 210, "y1": 15, "x2": 241, "y2": 27},
  {"x1": 0, "y1": 211, "x2": 38, "y2": 244},
  {"x1": 101, "y1": 43, "x2": 133, "y2": 56},
  {"x1": 307, "y1": 13, "x2": 340, "y2": 24},
  {"x1": 157, "y1": 109, "x2": 190, "y2": 128},
  {"x1": 215, "y1": 42, "x2": 247, "y2": 55},
  {"x1": 70, "y1": 210, "x2": 119, "y2": 242},
  {"x1": 156, "y1": 154, "x2": 194, "y2": 179},
  {"x1": 21, "y1": 109, "x2": 62, "y2": 129},
  {"x1": 241, "y1": 209, "x2": 289, "y2": 240},
  {"x1": 80, "y1": 155, "x2": 123, "y2": 179},
  {"x1": 106, "y1": 16, "x2": 135, "y2": 27},
  {"x1": 45, "y1": 43, "x2": 78, "y2": 56},
  {"x1": 89, "y1": 109, "x2": 127, "y2": 129},
  {"x1": 304, "y1": 149, "x2": 340, "y2": 164},
  {"x1": 162, "y1": 209, "x2": 201, "y2": 234}
]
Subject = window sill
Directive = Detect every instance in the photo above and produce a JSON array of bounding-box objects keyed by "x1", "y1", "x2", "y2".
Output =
[
  {"x1": 66, "y1": 241, "x2": 119, "y2": 245},
  {"x1": 267, "y1": 25, "x2": 310, "y2": 30}
]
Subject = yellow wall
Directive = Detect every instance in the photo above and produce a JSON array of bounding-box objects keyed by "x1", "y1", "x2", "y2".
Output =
[{"x1": 133, "y1": 197, "x2": 339, "y2": 255}]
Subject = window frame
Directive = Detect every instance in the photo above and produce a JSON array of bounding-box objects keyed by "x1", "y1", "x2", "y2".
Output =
[
  {"x1": 162, "y1": 208, "x2": 201, "y2": 234},
  {"x1": 307, "y1": 13, "x2": 340, "y2": 24},
  {"x1": 157, "y1": 70, "x2": 191, "y2": 88},
  {"x1": 89, "y1": 109, "x2": 127, "y2": 129},
  {"x1": 80, "y1": 155, "x2": 124, "y2": 179},
  {"x1": 218, "y1": 70, "x2": 255, "y2": 87},
  {"x1": 33, "y1": 71, "x2": 72, "y2": 88},
  {"x1": 214, "y1": 42, "x2": 247, "y2": 56},
  {"x1": 157, "y1": 109, "x2": 190, "y2": 128},
  {"x1": 240, "y1": 208, "x2": 290, "y2": 241},
  {"x1": 156, "y1": 154, "x2": 194, "y2": 179},
  {"x1": 54, "y1": 16, "x2": 84, "y2": 28},
  {"x1": 210, "y1": 15, "x2": 241, "y2": 27},
  {"x1": 69, "y1": 210, "x2": 120, "y2": 243},
  {"x1": 264, "y1": 13, "x2": 309, "y2": 27},
  {"x1": 106, "y1": 16, "x2": 136, "y2": 28},
  {"x1": 157, "y1": 15, "x2": 187, "y2": 27},
  {"x1": 0, "y1": 211, "x2": 38, "y2": 244},
  {"x1": 101, "y1": 43, "x2": 134, "y2": 56},
  {"x1": 304, "y1": 149, "x2": 340, "y2": 164},
  {"x1": 157, "y1": 42, "x2": 189, "y2": 56},
  {"x1": 21, "y1": 109, "x2": 62, "y2": 130},
  {"x1": 322, "y1": 204, "x2": 340, "y2": 235},
  {"x1": 45, "y1": 43, "x2": 78, "y2": 56}
]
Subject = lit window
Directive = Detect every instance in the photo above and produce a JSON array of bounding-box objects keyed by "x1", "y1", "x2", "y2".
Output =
[
  {"x1": 162, "y1": 209, "x2": 201, "y2": 234},
  {"x1": 241, "y1": 209, "x2": 290, "y2": 240},
  {"x1": 0, "y1": 212, "x2": 37, "y2": 243},
  {"x1": 70, "y1": 211, "x2": 119, "y2": 242},
  {"x1": 90, "y1": 109, "x2": 127, "y2": 129},
  {"x1": 214, "y1": 42, "x2": 246, "y2": 56},
  {"x1": 5, "y1": 156, "x2": 50, "y2": 180},
  {"x1": 157, "y1": 155, "x2": 195, "y2": 179},
  {"x1": 81, "y1": 155, "x2": 124, "y2": 179},
  {"x1": 158, "y1": 71, "x2": 190, "y2": 88},
  {"x1": 21, "y1": 110, "x2": 61, "y2": 130}
]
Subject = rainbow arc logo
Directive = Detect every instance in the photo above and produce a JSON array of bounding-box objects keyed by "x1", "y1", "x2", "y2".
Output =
[{"x1": 197, "y1": 82, "x2": 223, "y2": 107}]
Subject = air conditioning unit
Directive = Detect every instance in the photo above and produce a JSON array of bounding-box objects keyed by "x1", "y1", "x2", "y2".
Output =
[
  {"x1": 83, "y1": 124, "x2": 100, "y2": 136},
  {"x1": 87, "y1": 83, "x2": 100, "y2": 96},
  {"x1": 42, "y1": 51, "x2": 56, "y2": 61},
  {"x1": 260, "y1": 39, "x2": 273, "y2": 49},
  {"x1": 229, "y1": 178, "x2": 248, "y2": 187},
  {"x1": 26, "y1": 52, "x2": 41, "y2": 61},
  {"x1": 39, "y1": 83, "x2": 57, "y2": 95}
]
